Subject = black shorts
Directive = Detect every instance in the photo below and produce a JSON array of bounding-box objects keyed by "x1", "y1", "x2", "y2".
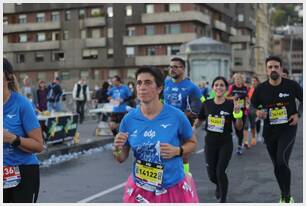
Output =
[
  {"x1": 109, "y1": 112, "x2": 126, "y2": 124},
  {"x1": 4, "y1": 164, "x2": 40, "y2": 203}
]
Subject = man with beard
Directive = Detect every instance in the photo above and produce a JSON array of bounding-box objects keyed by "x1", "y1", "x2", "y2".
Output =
[
  {"x1": 251, "y1": 56, "x2": 303, "y2": 203},
  {"x1": 163, "y1": 57, "x2": 205, "y2": 175}
]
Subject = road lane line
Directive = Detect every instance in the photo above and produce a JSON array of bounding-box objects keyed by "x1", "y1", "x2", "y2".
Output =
[
  {"x1": 196, "y1": 148, "x2": 204, "y2": 154},
  {"x1": 78, "y1": 182, "x2": 126, "y2": 203}
]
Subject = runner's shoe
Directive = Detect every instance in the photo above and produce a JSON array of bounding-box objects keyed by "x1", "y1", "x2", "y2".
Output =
[
  {"x1": 236, "y1": 146, "x2": 243, "y2": 155},
  {"x1": 244, "y1": 142, "x2": 250, "y2": 149}
]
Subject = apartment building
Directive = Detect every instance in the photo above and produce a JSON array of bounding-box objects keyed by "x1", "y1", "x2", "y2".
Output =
[
  {"x1": 230, "y1": 4, "x2": 257, "y2": 80},
  {"x1": 4, "y1": 3, "x2": 260, "y2": 89}
]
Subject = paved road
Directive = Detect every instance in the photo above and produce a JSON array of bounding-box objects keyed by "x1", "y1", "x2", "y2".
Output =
[{"x1": 38, "y1": 119, "x2": 303, "y2": 203}]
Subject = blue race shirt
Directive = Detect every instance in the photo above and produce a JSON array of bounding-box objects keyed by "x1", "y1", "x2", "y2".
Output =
[
  {"x1": 119, "y1": 104, "x2": 193, "y2": 189},
  {"x1": 4, "y1": 92, "x2": 41, "y2": 166},
  {"x1": 164, "y1": 78, "x2": 204, "y2": 112},
  {"x1": 107, "y1": 85, "x2": 131, "y2": 113}
]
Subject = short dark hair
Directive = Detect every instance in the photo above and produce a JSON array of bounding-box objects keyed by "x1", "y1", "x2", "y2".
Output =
[
  {"x1": 170, "y1": 57, "x2": 185, "y2": 68},
  {"x1": 112, "y1": 75, "x2": 121, "y2": 82},
  {"x1": 212, "y1": 76, "x2": 229, "y2": 89},
  {"x1": 135, "y1": 66, "x2": 164, "y2": 88},
  {"x1": 265, "y1": 56, "x2": 282, "y2": 67}
]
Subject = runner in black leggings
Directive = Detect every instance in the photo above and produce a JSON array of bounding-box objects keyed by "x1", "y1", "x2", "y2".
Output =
[
  {"x1": 251, "y1": 56, "x2": 302, "y2": 203},
  {"x1": 193, "y1": 76, "x2": 243, "y2": 202}
]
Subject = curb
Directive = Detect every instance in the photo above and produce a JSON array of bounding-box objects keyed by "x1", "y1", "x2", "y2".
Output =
[{"x1": 37, "y1": 136, "x2": 114, "y2": 161}]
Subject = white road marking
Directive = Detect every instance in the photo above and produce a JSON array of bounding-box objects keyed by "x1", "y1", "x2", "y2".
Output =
[
  {"x1": 196, "y1": 148, "x2": 204, "y2": 154},
  {"x1": 78, "y1": 182, "x2": 126, "y2": 203}
]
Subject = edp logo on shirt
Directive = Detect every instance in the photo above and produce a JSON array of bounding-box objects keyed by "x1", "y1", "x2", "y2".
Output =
[{"x1": 144, "y1": 130, "x2": 156, "y2": 139}]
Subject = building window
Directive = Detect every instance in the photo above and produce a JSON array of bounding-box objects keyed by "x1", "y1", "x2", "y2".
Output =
[
  {"x1": 147, "y1": 47, "x2": 156, "y2": 56},
  {"x1": 52, "y1": 31, "x2": 60, "y2": 41},
  {"x1": 63, "y1": 30, "x2": 69, "y2": 40},
  {"x1": 36, "y1": 13, "x2": 45, "y2": 23},
  {"x1": 127, "y1": 27, "x2": 135, "y2": 36},
  {"x1": 107, "y1": 28, "x2": 113, "y2": 38},
  {"x1": 79, "y1": 9, "x2": 85, "y2": 19},
  {"x1": 16, "y1": 53, "x2": 25, "y2": 63},
  {"x1": 107, "y1": 7, "x2": 113, "y2": 17},
  {"x1": 35, "y1": 52, "x2": 44, "y2": 62},
  {"x1": 81, "y1": 29, "x2": 86, "y2": 39},
  {"x1": 145, "y1": 25, "x2": 155, "y2": 35},
  {"x1": 126, "y1": 5, "x2": 133, "y2": 16},
  {"x1": 91, "y1": 8, "x2": 102, "y2": 17},
  {"x1": 109, "y1": 69, "x2": 118, "y2": 78},
  {"x1": 19, "y1": 14, "x2": 27, "y2": 24},
  {"x1": 127, "y1": 69, "x2": 137, "y2": 79},
  {"x1": 169, "y1": 4, "x2": 181, "y2": 12},
  {"x1": 52, "y1": 51, "x2": 65, "y2": 61},
  {"x1": 92, "y1": 29, "x2": 100, "y2": 38},
  {"x1": 3, "y1": 16, "x2": 8, "y2": 24},
  {"x1": 80, "y1": 70, "x2": 89, "y2": 79},
  {"x1": 82, "y1": 49, "x2": 98, "y2": 59},
  {"x1": 38, "y1": 72, "x2": 46, "y2": 81},
  {"x1": 126, "y1": 47, "x2": 135, "y2": 57},
  {"x1": 165, "y1": 24, "x2": 180, "y2": 34},
  {"x1": 65, "y1": 10, "x2": 71, "y2": 21},
  {"x1": 107, "y1": 48, "x2": 114, "y2": 58},
  {"x1": 51, "y1": 11, "x2": 60, "y2": 22},
  {"x1": 234, "y1": 57, "x2": 243, "y2": 66},
  {"x1": 60, "y1": 71, "x2": 70, "y2": 80},
  {"x1": 37, "y1": 33, "x2": 46, "y2": 42},
  {"x1": 19, "y1": 34, "x2": 27, "y2": 43},
  {"x1": 238, "y1": 14, "x2": 244, "y2": 22},
  {"x1": 146, "y1": 4, "x2": 154, "y2": 14},
  {"x1": 167, "y1": 45, "x2": 180, "y2": 55}
]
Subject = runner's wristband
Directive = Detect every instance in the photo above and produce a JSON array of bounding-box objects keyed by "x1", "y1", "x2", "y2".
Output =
[
  {"x1": 11, "y1": 136, "x2": 21, "y2": 147},
  {"x1": 179, "y1": 146, "x2": 184, "y2": 157},
  {"x1": 233, "y1": 110, "x2": 243, "y2": 119},
  {"x1": 113, "y1": 148, "x2": 122, "y2": 157}
]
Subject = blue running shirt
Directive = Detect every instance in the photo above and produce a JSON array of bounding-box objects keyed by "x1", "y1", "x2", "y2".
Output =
[
  {"x1": 4, "y1": 92, "x2": 41, "y2": 166},
  {"x1": 107, "y1": 85, "x2": 131, "y2": 113},
  {"x1": 119, "y1": 104, "x2": 192, "y2": 189},
  {"x1": 164, "y1": 78, "x2": 204, "y2": 112}
]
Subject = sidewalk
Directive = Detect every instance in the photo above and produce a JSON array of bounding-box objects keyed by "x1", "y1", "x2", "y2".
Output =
[{"x1": 37, "y1": 118, "x2": 114, "y2": 161}]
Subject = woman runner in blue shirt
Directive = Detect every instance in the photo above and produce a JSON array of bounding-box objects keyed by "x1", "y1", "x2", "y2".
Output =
[
  {"x1": 3, "y1": 58, "x2": 44, "y2": 203},
  {"x1": 113, "y1": 66, "x2": 199, "y2": 203}
]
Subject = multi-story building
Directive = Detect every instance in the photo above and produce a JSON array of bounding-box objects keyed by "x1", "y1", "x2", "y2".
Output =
[
  {"x1": 273, "y1": 25, "x2": 303, "y2": 83},
  {"x1": 254, "y1": 3, "x2": 272, "y2": 82},
  {"x1": 4, "y1": 3, "x2": 262, "y2": 89},
  {"x1": 230, "y1": 4, "x2": 257, "y2": 81}
]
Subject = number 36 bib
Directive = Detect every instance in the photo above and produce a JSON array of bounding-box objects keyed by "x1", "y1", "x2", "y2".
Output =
[
  {"x1": 134, "y1": 160, "x2": 164, "y2": 187},
  {"x1": 207, "y1": 115, "x2": 225, "y2": 133},
  {"x1": 3, "y1": 166, "x2": 21, "y2": 189},
  {"x1": 269, "y1": 106, "x2": 288, "y2": 125}
]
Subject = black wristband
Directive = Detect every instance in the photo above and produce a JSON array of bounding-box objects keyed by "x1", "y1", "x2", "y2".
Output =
[
  {"x1": 179, "y1": 146, "x2": 184, "y2": 157},
  {"x1": 11, "y1": 136, "x2": 21, "y2": 147}
]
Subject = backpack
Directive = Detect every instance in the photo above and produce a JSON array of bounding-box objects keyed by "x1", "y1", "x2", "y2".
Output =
[{"x1": 47, "y1": 84, "x2": 56, "y2": 102}]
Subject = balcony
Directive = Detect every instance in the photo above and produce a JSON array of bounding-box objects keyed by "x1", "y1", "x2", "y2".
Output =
[
  {"x1": 4, "y1": 41, "x2": 60, "y2": 52},
  {"x1": 85, "y1": 38, "x2": 106, "y2": 48},
  {"x1": 4, "y1": 21, "x2": 61, "y2": 34},
  {"x1": 135, "y1": 55, "x2": 171, "y2": 66},
  {"x1": 230, "y1": 35, "x2": 251, "y2": 43},
  {"x1": 230, "y1": 27, "x2": 237, "y2": 36},
  {"x1": 141, "y1": 11, "x2": 210, "y2": 25},
  {"x1": 123, "y1": 33, "x2": 197, "y2": 46},
  {"x1": 213, "y1": 20, "x2": 227, "y2": 32},
  {"x1": 84, "y1": 17, "x2": 106, "y2": 27}
]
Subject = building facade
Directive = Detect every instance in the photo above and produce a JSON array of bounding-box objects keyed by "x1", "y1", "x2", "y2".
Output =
[{"x1": 4, "y1": 3, "x2": 266, "y2": 89}]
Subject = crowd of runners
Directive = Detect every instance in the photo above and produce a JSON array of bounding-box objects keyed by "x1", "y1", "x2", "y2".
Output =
[{"x1": 3, "y1": 55, "x2": 303, "y2": 203}]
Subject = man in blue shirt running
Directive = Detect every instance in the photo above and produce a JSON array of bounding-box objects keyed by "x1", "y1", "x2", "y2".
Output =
[{"x1": 163, "y1": 57, "x2": 205, "y2": 175}]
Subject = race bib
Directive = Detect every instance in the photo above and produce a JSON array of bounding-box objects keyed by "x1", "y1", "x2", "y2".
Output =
[
  {"x1": 269, "y1": 107, "x2": 288, "y2": 125},
  {"x1": 134, "y1": 160, "x2": 163, "y2": 187},
  {"x1": 3, "y1": 166, "x2": 21, "y2": 189},
  {"x1": 207, "y1": 115, "x2": 225, "y2": 133}
]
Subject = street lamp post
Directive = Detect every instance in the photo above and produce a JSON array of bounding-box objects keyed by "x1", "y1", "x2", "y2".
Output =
[{"x1": 186, "y1": 47, "x2": 191, "y2": 77}]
